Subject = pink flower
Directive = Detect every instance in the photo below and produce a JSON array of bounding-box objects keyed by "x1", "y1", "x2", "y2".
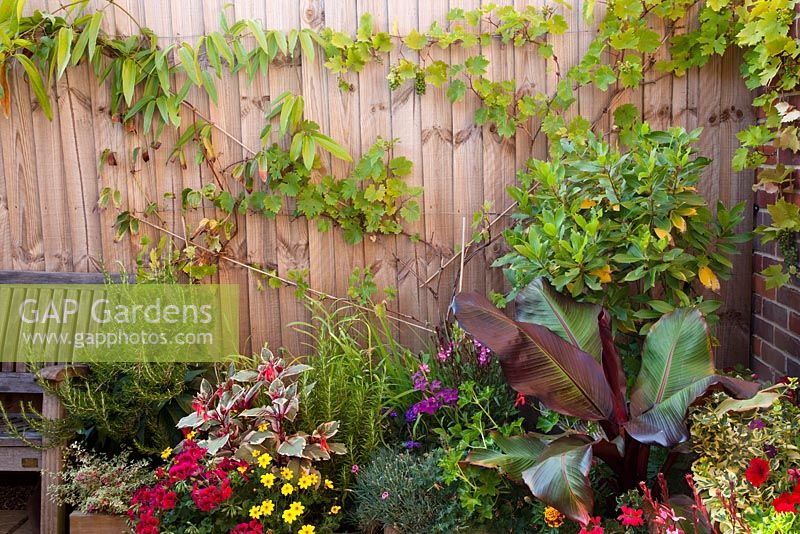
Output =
[
  {"x1": 788, "y1": 468, "x2": 800, "y2": 482},
  {"x1": 579, "y1": 516, "x2": 604, "y2": 534},
  {"x1": 618, "y1": 505, "x2": 644, "y2": 527},
  {"x1": 351, "y1": 464, "x2": 360, "y2": 474},
  {"x1": 381, "y1": 490, "x2": 389, "y2": 500}
]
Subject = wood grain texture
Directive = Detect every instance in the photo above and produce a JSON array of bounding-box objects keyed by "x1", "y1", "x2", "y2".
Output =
[
  {"x1": 0, "y1": 0, "x2": 754, "y2": 363},
  {"x1": 267, "y1": 0, "x2": 310, "y2": 357}
]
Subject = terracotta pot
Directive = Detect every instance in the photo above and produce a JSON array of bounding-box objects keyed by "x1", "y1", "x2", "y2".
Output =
[
  {"x1": 69, "y1": 511, "x2": 130, "y2": 534},
  {"x1": 384, "y1": 527, "x2": 401, "y2": 534}
]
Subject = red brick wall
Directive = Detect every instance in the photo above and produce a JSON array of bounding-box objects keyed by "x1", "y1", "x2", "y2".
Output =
[
  {"x1": 751, "y1": 206, "x2": 800, "y2": 381},
  {"x1": 750, "y1": 3, "x2": 800, "y2": 381}
]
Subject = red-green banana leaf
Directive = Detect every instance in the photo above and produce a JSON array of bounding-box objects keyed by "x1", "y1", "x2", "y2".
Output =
[
  {"x1": 453, "y1": 292, "x2": 617, "y2": 421},
  {"x1": 626, "y1": 307, "x2": 757, "y2": 446},
  {"x1": 522, "y1": 436, "x2": 594, "y2": 525},
  {"x1": 625, "y1": 374, "x2": 758, "y2": 446},
  {"x1": 461, "y1": 432, "x2": 546, "y2": 480},
  {"x1": 630, "y1": 308, "x2": 715, "y2": 417},
  {"x1": 515, "y1": 278, "x2": 603, "y2": 361},
  {"x1": 599, "y1": 309, "x2": 628, "y2": 423}
]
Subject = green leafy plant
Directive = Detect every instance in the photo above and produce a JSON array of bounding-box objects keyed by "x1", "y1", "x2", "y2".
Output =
[
  {"x1": 452, "y1": 278, "x2": 759, "y2": 527},
  {"x1": 497, "y1": 126, "x2": 748, "y2": 335},
  {"x1": 176, "y1": 346, "x2": 346, "y2": 470},
  {"x1": 352, "y1": 449, "x2": 462, "y2": 534},
  {"x1": 49, "y1": 443, "x2": 152, "y2": 515},
  {"x1": 295, "y1": 301, "x2": 397, "y2": 490},
  {"x1": 690, "y1": 381, "x2": 800, "y2": 533}
]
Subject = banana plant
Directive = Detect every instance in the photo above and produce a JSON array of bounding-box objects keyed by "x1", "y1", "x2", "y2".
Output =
[{"x1": 453, "y1": 278, "x2": 758, "y2": 526}]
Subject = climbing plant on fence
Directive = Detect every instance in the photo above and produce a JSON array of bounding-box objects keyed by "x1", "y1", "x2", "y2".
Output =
[{"x1": 0, "y1": 0, "x2": 798, "y2": 329}]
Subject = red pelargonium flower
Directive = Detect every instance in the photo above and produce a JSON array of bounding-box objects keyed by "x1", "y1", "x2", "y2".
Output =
[
  {"x1": 618, "y1": 505, "x2": 645, "y2": 527},
  {"x1": 745, "y1": 457, "x2": 770, "y2": 487},
  {"x1": 514, "y1": 392, "x2": 526, "y2": 408},
  {"x1": 773, "y1": 484, "x2": 800, "y2": 513},
  {"x1": 230, "y1": 520, "x2": 263, "y2": 534},
  {"x1": 579, "y1": 516, "x2": 604, "y2": 534}
]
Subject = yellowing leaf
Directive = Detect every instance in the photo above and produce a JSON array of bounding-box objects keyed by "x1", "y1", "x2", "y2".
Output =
[
  {"x1": 590, "y1": 265, "x2": 612, "y2": 283},
  {"x1": 670, "y1": 212, "x2": 686, "y2": 233},
  {"x1": 654, "y1": 228, "x2": 670, "y2": 240},
  {"x1": 580, "y1": 199, "x2": 597, "y2": 209},
  {"x1": 698, "y1": 266, "x2": 720, "y2": 292},
  {"x1": 611, "y1": 203, "x2": 620, "y2": 211}
]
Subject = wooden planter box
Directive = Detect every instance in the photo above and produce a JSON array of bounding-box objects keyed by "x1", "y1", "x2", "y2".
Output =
[{"x1": 69, "y1": 512, "x2": 130, "y2": 534}]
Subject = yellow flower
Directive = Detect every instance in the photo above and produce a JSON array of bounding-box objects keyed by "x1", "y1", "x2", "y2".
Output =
[
  {"x1": 249, "y1": 505, "x2": 262, "y2": 519},
  {"x1": 259, "y1": 499, "x2": 274, "y2": 516},
  {"x1": 281, "y1": 483, "x2": 294, "y2": 496},
  {"x1": 258, "y1": 423, "x2": 269, "y2": 432},
  {"x1": 260, "y1": 473, "x2": 276, "y2": 488},
  {"x1": 544, "y1": 506, "x2": 565, "y2": 528},
  {"x1": 298, "y1": 474, "x2": 315, "y2": 489},
  {"x1": 324, "y1": 479, "x2": 334, "y2": 490},
  {"x1": 280, "y1": 467, "x2": 294, "y2": 480},
  {"x1": 299, "y1": 526, "x2": 316, "y2": 534},
  {"x1": 258, "y1": 453, "x2": 273, "y2": 468},
  {"x1": 237, "y1": 465, "x2": 248, "y2": 475},
  {"x1": 185, "y1": 430, "x2": 196, "y2": 441},
  {"x1": 252, "y1": 449, "x2": 261, "y2": 457},
  {"x1": 160, "y1": 447, "x2": 172, "y2": 460},
  {"x1": 329, "y1": 505, "x2": 341, "y2": 515},
  {"x1": 282, "y1": 509, "x2": 298, "y2": 524},
  {"x1": 288, "y1": 501, "x2": 305, "y2": 515}
]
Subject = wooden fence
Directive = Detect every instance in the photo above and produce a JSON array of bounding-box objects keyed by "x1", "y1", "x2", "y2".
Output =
[{"x1": 0, "y1": 0, "x2": 754, "y2": 364}]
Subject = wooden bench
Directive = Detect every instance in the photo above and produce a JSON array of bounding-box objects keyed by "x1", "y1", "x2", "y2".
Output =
[{"x1": 0, "y1": 270, "x2": 130, "y2": 534}]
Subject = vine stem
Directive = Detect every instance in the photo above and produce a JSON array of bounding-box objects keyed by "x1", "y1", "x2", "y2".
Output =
[
  {"x1": 134, "y1": 217, "x2": 435, "y2": 333},
  {"x1": 180, "y1": 101, "x2": 258, "y2": 156}
]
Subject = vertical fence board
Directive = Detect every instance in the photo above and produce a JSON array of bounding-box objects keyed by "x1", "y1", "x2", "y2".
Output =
[
  {"x1": 267, "y1": 0, "x2": 310, "y2": 357},
  {"x1": 387, "y1": 0, "x2": 426, "y2": 347}
]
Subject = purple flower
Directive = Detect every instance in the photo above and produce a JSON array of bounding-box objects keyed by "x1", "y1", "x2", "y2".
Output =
[
  {"x1": 381, "y1": 490, "x2": 390, "y2": 500},
  {"x1": 437, "y1": 388, "x2": 459, "y2": 406},
  {"x1": 437, "y1": 342, "x2": 454, "y2": 362},
  {"x1": 749, "y1": 419, "x2": 766, "y2": 430},
  {"x1": 416, "y1": 396, "x2": 440, "y2": 415},
  {"x1": 430, "y1": 379, "x2": 442, "y2": 392},
  {"x1": 412, "y1": 371, "x2": 428, "y2": 392},
  {"x1": 351, "y1": 464, "x2": 360, "y2": 474},
  {"x1": 418, "y1": 363, "x2": 430, "y2": 374},
  {"x1": 402, "y1": 440, "x2": 422, "y2": 450},
  {"x1": 764, "y1": 444, "x2": 778, "y2": 459},
  {"x1": 405, "y1": 405, "x2": 419, "y2": 423},
  {"x1": 388, "y1": 410, "x2": 398, "y2": 418}
]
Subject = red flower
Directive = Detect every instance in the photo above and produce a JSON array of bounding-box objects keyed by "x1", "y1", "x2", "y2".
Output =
[
  {"x1": 745, "y1": 457, "x2": 770, "y2": 487},
  {"x1": 773, "y1": 492, "x2": 799, "y2": 513},
  {"x1": 514, "y1": 392, "x2": 526, "y2": 407},
  {"x1": 230, "y1": 520, "x2": 263, "y2": 534},
  {"x1": 618, "y1": 505, "x2": 645, "y2": 527},
  {"x1": 580, "y1": 516, "x2": 604, "y2": 534}
]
